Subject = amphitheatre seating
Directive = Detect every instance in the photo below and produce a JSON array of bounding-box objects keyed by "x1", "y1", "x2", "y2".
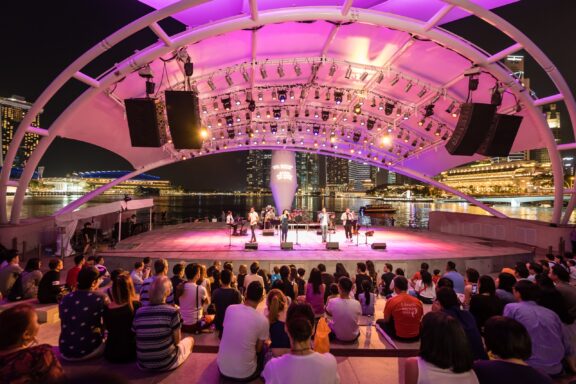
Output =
[{"x1": 0, "y1": 298, "x2": 59, "y2": 323}]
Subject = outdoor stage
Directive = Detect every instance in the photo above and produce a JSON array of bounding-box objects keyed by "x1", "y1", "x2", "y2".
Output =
[{"x1": 99, "y1": 223, "x2": 534, "y2": 275}]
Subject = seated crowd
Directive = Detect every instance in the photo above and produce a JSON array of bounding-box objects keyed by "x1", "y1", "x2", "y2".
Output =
[{"x1": 0, "y1": 247, "x2": 575, "y2": 383}]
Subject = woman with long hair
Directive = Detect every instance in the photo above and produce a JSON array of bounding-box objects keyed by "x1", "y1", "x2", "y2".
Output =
[
  {"x1": 359, "y1": 279, "x2": 376, "y2": 316},
  {"x1": 21, "y1": 258, "x2": 43, "y2": 299},
  {"x1": 333, "y1": 263, "x2": 350, "y2": 281},
  {"x1": 305, "y1": 268, "x2": 325, "y2": 317},
  {"x1": 463, "y1": 268, "x2": 480, "y2": 309},
  {"x1": 366, "y1": 260, "x2": 378, "y2": 288},
  {"x1": 414, "y1": 270, "x2": 436, "y2": 304},
  {"x1": 103, "y1": 271, "x2": 141, "y2": 363},
  {"x1": 280, "y1": 209, "x2": 290, "y2": 243},
  {"x1": 267, "y1": 289, "x2": 290, "y2": 349},
  {"x1": 469, "y1": 275, "x2": 503, "y2": 331}
]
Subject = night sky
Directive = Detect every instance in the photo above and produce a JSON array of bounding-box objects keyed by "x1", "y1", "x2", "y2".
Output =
[{"x1": 1, "y1": 0, "x2": 574, "y2": 190}]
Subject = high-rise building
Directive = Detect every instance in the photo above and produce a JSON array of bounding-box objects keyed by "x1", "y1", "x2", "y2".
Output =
[
  {"x1": 530, "y1": 103, "x2": 561, "y2": 163},
  {"x1": 326, "y1": 156, "x2": 349, "y2": 192},
  {"x1": 296, "y1": 152, "x2": 320, "y2": 194},
  {"x1": 246, "y1": 150, "x2": 271, "y2": 193},
  {"x1": 1, "y1": 95, "x2": 41, "y2": 168},
  {"x1": 348, "y1": 161, "x2": 371, "y2": 191}
]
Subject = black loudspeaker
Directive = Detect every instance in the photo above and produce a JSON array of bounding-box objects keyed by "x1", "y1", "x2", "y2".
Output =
[
  {"x1": 281, "y1": 242, "x2": 293, "y2": 250},
  {"x1": 245, "y1": 242, "x2": 258, "y2": 250},
  {"x1": 125, "y1": 98, "x2": 166, "y2": 147},
  {"x1": 165, "y1": 91, "x2": 202, "y2": 149},
  {"x1": 263, "y1": 229, "x2": 275, "y2": 236},
  {"x1": 326, "y1": 242, "x2": 339, "y2": 250},
  {"x1": 371, "y1": 243, "x2": 387, "y2": 250},
  {"x1": 476, "y1": 114, "x2": 523, "y2": 156},
  {"x1": 445, "y1": 103, "x2": 497, "y2": 156}
]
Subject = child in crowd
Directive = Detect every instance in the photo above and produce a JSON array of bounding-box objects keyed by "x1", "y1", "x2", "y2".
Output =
[
  {"x1": 326, "y1": 283, "x2": 339, "y2": 303},
  {"x1": 432, "y1": 269, "x2": 441, "y2": 284},
  {"x1": 271, "y1": 266, "x2": 281, "y2": 284}
]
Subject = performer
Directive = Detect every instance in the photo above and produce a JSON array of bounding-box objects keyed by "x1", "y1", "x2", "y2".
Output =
[
  {"x1": 318, "y1": 208, "x2": 329, "y2": 243},
  {"x1": 341, "y1": 208, "x2": 355, "y2": 242},
  {"x1": 226, "y1": 211, "x2": 237, "y2": 235},
  {"x1": 248, "y1": 207, "x2": 259, "y2": 243},
  {"x1": 280, "y1": 209, "x2": 290, "y2": 243}
]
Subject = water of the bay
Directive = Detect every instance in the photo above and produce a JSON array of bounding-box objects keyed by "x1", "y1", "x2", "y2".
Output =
[{"x1": 6, "y1": 194, "x2": 564, "y2": 227}]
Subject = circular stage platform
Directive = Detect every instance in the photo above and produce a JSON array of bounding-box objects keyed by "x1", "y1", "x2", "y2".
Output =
[{"x1": 100, "y1": 223, "x2": 534, "y2": 276}]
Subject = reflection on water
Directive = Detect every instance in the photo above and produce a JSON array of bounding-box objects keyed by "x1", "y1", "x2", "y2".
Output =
[{"x1": 6, "y1": 194, "x2": 567, "y2": 227}]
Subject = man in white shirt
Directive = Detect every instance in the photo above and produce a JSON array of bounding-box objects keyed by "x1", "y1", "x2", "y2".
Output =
[
  {"x1": 248, "y1": 207, "x2": 259, "y2": 243},
  {"x1": 318, "y1": 208, "x2": 329, "y2": 243},
  {"x1": 217, "y1": 280, "x2": 269, "y2": 381},
  {"x1": 243, "y1": 262, "x2": 264, "y2": 292},
  {"x1": 179, "y1": 263, "x2": 209, "y2": 331},
  {"x1": 226, "y1": 210, "x2": 237, "y2": 235},
  {"x1": 325, "y1": 276, "x2": 361, "y2": 342},
  {"x1": 262, "y1": 302, "x2": 339, "y2": 384},
  {"x1": 340, "y1": 208, "x2": 355, "y2": 242}
]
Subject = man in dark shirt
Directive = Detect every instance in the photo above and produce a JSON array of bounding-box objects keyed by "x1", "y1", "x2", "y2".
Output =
[
  {"x1": 212, "y1": 269, "x2": 242, "y2": 338},
  {"x1": 318, "y1": 263, "x2": 334, "y2": 303},
  {"x1": 38, "y1": 258, "x2": 65, "y2": 304},
  {"x1": 354, "y1": 262, "x2": 372, "y2": 300},
  {"x1": 170, "y1": 262, "x2": 186, "y2": 304},
  {"x1": 295, "y1": 268, "x2": 306, "y2": 297},
  {"x1": 272, "y1": 266, "x2": 295, "y2": 301},
  {"x1": 380, "y1": 263, "x2": 395, "y2": 297}
]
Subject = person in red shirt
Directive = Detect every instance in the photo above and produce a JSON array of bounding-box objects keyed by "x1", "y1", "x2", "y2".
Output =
[
  {"x1": 410, "y1": 262, "x2": 429, "y2": 287},
  {"x1": 377, "y1": 276, "x2": 423, "y2": 342},
  {"x1": 65, "y1": 255, "x2": 85, "y2": 290}
]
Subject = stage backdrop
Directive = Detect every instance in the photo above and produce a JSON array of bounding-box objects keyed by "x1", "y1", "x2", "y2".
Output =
[{"x1": 270, "y1": 150, "x2": 298, "y2": 213}]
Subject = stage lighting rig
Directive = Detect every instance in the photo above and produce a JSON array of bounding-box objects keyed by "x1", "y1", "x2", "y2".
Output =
[
  {"x1": 329, "y1": 62, "x2": 337, "y2": 76},
  {"x1": 225, "y1": 73, "x2": 234, "y2": 87},
  {"x1": 353, "y1": 103, "x2": 362, "y2": 115},
  {"x1": 227, "y1": 128, "x2": 235, "y2": 139},
  {"x1": 270, "y1": 123, "x2": 278, "y2": 133},
  {"x1": 248, "y1": 100, "x2": 256, "y2": 112},
  {"x1": 278, "y1": 90, "x2": 287, "y2": 103},
  {"x1": 384, "y1": 102, "x2": 394, "y2": 116},
  {"x1": 312, "y1": 125, "x2": 320, "y2": 135},
  {"x1": 353, "y1": 131, "x2": 361, "y2": 143},
  {"x1": 222, "y1": 97, "x2": 232, "y2": 111},
  {"x1": 225, "y1": 116, "x2": 234, "y2": 127},
  {"x1": 424, "y1": 104, "x2": 435, "y2": 117},
  {"x1": 321, "y1": 110, "x2": 330, "y2": 121},
  {"x1": 273, "y1": 109, "x2": 281, "y2": 120},
  {"x1": 367, "y1": 119, "x2": 375, "y2": 130},
  {"x1": 334, "y1": 91, "x2": 343, "y2": 104}
]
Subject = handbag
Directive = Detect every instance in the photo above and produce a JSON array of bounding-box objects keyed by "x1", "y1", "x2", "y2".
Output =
[{"x1": 313, "y1": 317, "x2": 331, "y2": 353}]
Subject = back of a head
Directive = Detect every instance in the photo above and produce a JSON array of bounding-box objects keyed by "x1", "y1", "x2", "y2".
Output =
[
  {"x1": 0, "y1": 303, "x2": 35, "y2": 349},
  {"x1": 393, "y1": 275, "x2": 408, "y2": 292},
  {"x1": 286, "y1": 302, "x2": 315, "y2": 343},
  {"x1": 421, "y1": 271, "x2": 433, "y2": 286},
  {"x1": 420, "y1": 262, "x2": 429, "y2": 271},
  {"x1": 514, "y1": 263, "x2": 530, "y2": 279},
  {"x1": 308, "y1": 268, "x2": 322, "y2": 287},
  {"x1": 366, "y1": 260, "x2": 376, "y2": 274},
  {"x1": 385, "y1": 263, "x2": 393, "y2": 272},
  {"x1": 436, "y1": 277, "x2": 454, "y2": 290},
  {"x1": 267, "y1": 289, "x2": 287, "y2": 323},
  {"x1": 317, "y1": 263, "x2": 326, "y2": 273},
  {"x1": 534, "y1": 274, "x2": 555, "y2": 289},
  {"x1": 420, "y1": 311, "x2": 473, "y2": 373},
  {"x1": 185, "y1": 263, "x2": 200, "y2": 280},
  {"x1": 173, "y1": 263, "x2": 184, "y2": 276},
  {"x1": 551, "y1": 264, "x2": 570, "y2": 283},
  {"x1": 528, "y1": 262, "x2": 543, "y2": 274},
  {"x1": 436, "y1": 287, "x2": 460, "y2": 309},
  {"x1": 246, "y1": 281, "x2": 264, "y2": 302},
  {"x1": 24, "y1": 258, "x2": 40, "y2": 272},
  {"x1": 297, "y1": 267, "x2": 305, "y2": 277},
  {"x1": 465, "y1": 268, "x2": 479, "y2": 283},
  {"x1": 223, "y1": 262, "x2": 233, "y2": 272},
  {"x1": 220, "y1": 269, "x2": 232, "y2": 285},
  {"x1": 134, "y1": 261, "x2": 143, "y2": 270},
  {"x1": 280, "y1": 265, "x2": 290, "y2": 280},
  {"x1": 6, "y1": 249, "x2": 19, "y2": 263},
  {"x1": 77, "y1": 267, "x2": 100, "y2": 290},
  {"x1": 239, "y1": 264, "x2": 247, "y2": 274},
  {"x1": 250, "y1": 262, "x2": 260, "y2": 274},
  {"x1": 74, "y1": 255, "x2": 85, "y2": 266},
  {"x1": 446, "y1": 261, "x2": 456, "y2": 271},
  {"x1": 48, "y1": 258, "x2": 60, "y2": 270},
  {"x1": 112, "y1": 272, "x2": 136, "y2": 306},
  {"x1": 497, "y1": 272, "x2": 516, "y2": 292},
  {"x1": 478, "y1": 275, "x2": 496, "y2": 295},
  {"x1": 357, "y1": 262, "x2": 367, "y2": 273},
  {"x1": 514, "y1": 280, "x2": 540, "y2": 302},
  {"x1": 395, "y1": 268, "x2": 405, "y2": 276},
  {"x1": 154, "y1": 259, "x2": 167, "y2": 275},
  {"x1": 149, "y1": 276, "x2": 171, "y2": 305},
  {"x1": 484, "y1": 316, "x2": 531, "y2": 360},
  {"x1": 143, "y1": 257, "x2": 151, "y2": 264},
  {"x1": 338, "y1": 276, "x2": 353, "y2": 294}
]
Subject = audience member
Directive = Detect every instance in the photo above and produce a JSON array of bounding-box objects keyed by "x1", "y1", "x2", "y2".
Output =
[
  {"x1": 296, "y1": 268, "x2": 306, "y2": 297},
  {"x1": 526, "y1": 262, "x2": 543, "y2": 282},
  {"x1": 463, "y1": 268, "x2": 480, "y2": 308},
  {"x1": 568, "y1": 259, "x2": 576, "y2": 280},
  {"x1": 212, "y1": 269, "x2": 242, "y2": 338},
  {"x1": 305, "y1": 267, "x2": 326, "y2": 317},
  {"x1": 325, "y1": 277, "x2": 361, "y2": 342},
  {"x1": 171, "y1": 262, "x2": 186, "y2": 293},
  {"x1": 59, "y1": 267, "x2": 108, "y2": 361},
  {"x1": 503, "y1": 280, "x2": 575, "y2": 375},
  {"x1": 267, "y1": 289, "x2": 290, "y2": 349},
  {"x1": 404, "y1": 311, "x2": 478, "y2": 384},
  {"x1": 262, "y1": 302, "x2": 340, "y2": 384},
  {"x1": 432, "y1": 269, "x2": 441, "y2": 285},
  {"x1": 410, "y1": 262, "x2": 429, "y2": 286},
  {"x1": 443, "y1": 261, "x2": 465, "y2": 294},
  {"x1": 534, "y1": 274, "x2": 574, "y2": 325},
  {"x1": 217, "y1": 281, "x2": 269, "y2": 381},
  {"x1": 211, "y1": 269, "x2": 221, "y2": 295},
  {"x1": 94, "y1": 256, "x2": 110, "y2": 280},
  {"x1": 550, "y1": 265, "x2": 576, "y2": 319},
  {"x1": 0, "y1": 303, "x2": 64, "y2": 383},
  {"x1": 130, "y1": 261, "x2": 144, "y2": 293},
  {"x1": 244, "y1": 262, "x2": 264, "y2": 292},
  {"x1": 514, "y1": 262, "x2": 530, "y2": 281},
  {"x1": 179, "y1": 263, "x2": 209, "y2": 333},
  {"x1": 140, "y1": 259, "x2": 174, "y2": 305},
  {"x1": 354, "y1": 262, "x2": 372, "y2": 300},
  {"x1": 473, "y1": 316, "x2": 553, "y2": 384},
  {"x1": 318, "y1": 263, "x2": 335, "y2": 303},
  {"x1": 103, "y1": 272, "x2": 140, "y2": 363},
  {"x1": 366, "y1": 260, "x2": 378, "y2": 288},
  {"x1": 377, "y1": 276, "x2": 423, "y2": 341},
  {"x1": 237, "y1": 264, "x2": 248, "y2": 294},
  {"x1": 271, "y1": 266, "x2": 281, "y2": 284},
  {"x1": 412, "y1": 270, "x2": 436, "y2": 304},
  {"x1": 326, "y1": 283, "x2": 339, "y2": 303},
  {"x1": 333, "y1": 263, "x2": 350, "y2": 281},
  {"x1": 258, "y1": 268, "x2": 271, "y2": 292},
  {"x1": 20, "y1": 257, "x2": 43, "y2": 299},
  {"x1": 495, "y1": 273, "x2": 516, "y2": 305},
  {"x1": 379, "y1": 263, "x2": 395, "y2": 297},
  {"x1": 65, "y1": 255, "x2": 84, "y2": 291},
  {"x1": 435, "y1": 287, "x2": 487, "y2": 361},
  {"x1": 132, "y1": 276, "x2": 193, "y2": 370},
  {"x1": 141, "y1": 257, "x2": 152, "y2": 279},
  {"x1": 38, "y1": 258, "x2": 66, "y2": 304},
  {"x1": 0, "y1": 249, "x2": 22, "y2": 297},
  {"x1": 359, "y1": 279, "x2": 376, "y2": 316},
  {"x1": 469, "y1": 275, "x2": 504, "y2": 330},
  {"x1": 273, "y1": 265, "x2": 296, "y2": 301}
]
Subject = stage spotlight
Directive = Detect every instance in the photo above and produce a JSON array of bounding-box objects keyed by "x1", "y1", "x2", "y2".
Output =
[
  {"x1": 270, "y1": 123, "x2": 278, "y2": 133},
  {"x1": 417, "y1": 87, "x2": 427, "y2": 98},
  {"x1": 225, "y1": 116, "x2": 234, "y2": 127},
  {"x1": 266, "y1": 110, "x2": 271, "y2": 118},
  {"x1": 277, "y1": 64, "x2": 285, "y2": 78},
  {"x1": 273, "y1": 108, "x2": 281, "y2": 120},
  {"x1": 370, "y1": 97, "x2": 377, "y2": 108},
  {"x1": 246, "y1": 112, "x2": 251, "y2": 121},
  {"x1": 452, "y1": 108, "x2": 460, "y2": 118},
  {"x1": 294, "y1": 62, "x2": 302, "y2": 76},
  {"x1": 353, "y1": 131, "x2": 361, "y2": 143},
  {"x1": 305, "y1": 108, "x2": 310, "y2": 117},
  {"x1": 222, "y1": 97, "x2": 232, "y2": 111},
  {"x1": 360, "y1": 119, "x2": 365, "y2": 126},
  {"x1": 468, "y1": 75, "x2": 479, "y2": 91},
  {"x1": 314, "y1": 110, "x2": 319, "y2": 119},
  {"x1": 314, "y1": 88, "x2": 320, "y2": 99},
  {"x1": 396, "y1": 107, "x2": 402, "y2": 117},
  {"x1": 390, "y1": 74, "x2": 400, "y2": 86},
  {"x1": 404, "y1": 81, "x2": 413, "y2": 93},
  {"x1": 183, "y1": 59, "x2": 193, "y2": 77},
  {"x1": 367, "y1": 119, "x2": 375, "y2": 130},
  {"x1": 207, "y1": 78, "x2": 216, "y2": 91},
  {"x1": 403, "y1": 112, "x2": 410, "y2": 120},
  {"x1": 236, "y1": 115, "x2": 241, "y2": 122},
  {"x1": 384, "y1": 102, "x2": 394, "y2": 116},
  {"x1": 382, "y1": 135, "x2": 392, "y2": 146},
  {"x1": 260, "y1": 65, "x2": 268, "y2": 79},
  {"x1": 278, "y1": 90, "x2": 287, "y2": 103},
  {"x1": 225, "y1": 73, "x2": 234, "y2": 87},
  {"x1": 241, "y1": 67, "x2": 250, "y2": 82},
  {"x1": 424, "y1": 104, "x2": 435, "y2": 117},
  {"x1": 359, "y1": 71, "x2": 369, "y2": 81},
  {"x1": 321, "y1": 110, "x2": 330, "y2": 121},
  {"x1": 445, "y1": 101, "x2": 455, "y2": 114},
  {"x1": 312, "y1": 125, "x2": 320, "y2": 135},
  {"x1": 283, "y1": 138, "x2": 287, "y2": 144},
  {"x1": 289, "y1": 90, "x2": 295, "y2": 100},
  {"x1": 418, "y1": 118, "x2": 425, "y2": 126},
  {"x1": 256, "y1": 110, "x2": 261, "y2": 118},
  {"x1": 258, "y1": 92, "x2": 263, "y2": 101},
  {"x1": 227, "y1": 128, "x2": 235, "y2": 139},
  {"x1": 435, "y1": 128, "x2": 441, "y2": 136},
  {"x1": 234, "y1": 95, "x2": 241, "y2": 106},
  {"x1": 334, "y1": 91, "x2": 343, "y2": 104},
  {"x1": 329, "y1": 62, "x2": 337, "y2": 76},
  {"x1": 375, "y1": 72, "x2": 384, "y2": 84},
  {"x1": 201, "y1": 105, "x2": 208, "y2": 114},
  {"x1": 325, "y1": 91, "x2": 331, "y2": 102},
  {"x1": 300, "y1": 88, "x2": 307, "y2": 100},
  {"x1": 272, "y1": 90, "x2": 277, "y2": 100},
  {"x1": 378, "y1": 100, "x2": 384, "y2": 111},
  {"x1": 353, "y1": 103, "x2": 362, "y2": 115},
  {"x1": 345, "y1": 65, "x2": 352, "y2": 79},
  {"x1": 248, "y1": 99, "x2": 256, "y2": 112},
  {"x1": 441, "y1": 132, "x2": 449, "y2": 140},
  {"x1": 213, "y1": 101, "x2": 219, "y2": 111},
  {"x1": 145, "y1": 80, "x2": 155, "y2": 96}
]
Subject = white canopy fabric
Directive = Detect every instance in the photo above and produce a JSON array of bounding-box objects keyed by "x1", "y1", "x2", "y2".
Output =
[{"x1": 55, "y1": 198, "x2": 154, "y2": 226}]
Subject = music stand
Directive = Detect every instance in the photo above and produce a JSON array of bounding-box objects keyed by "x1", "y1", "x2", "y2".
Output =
[{"x1": 356, "y1": 224, "x2": 361, "y2": 246}]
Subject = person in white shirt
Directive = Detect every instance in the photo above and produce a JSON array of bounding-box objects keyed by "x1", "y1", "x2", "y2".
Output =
[
  {"x1": 243, "y1": 262, "x2": 265, "y2": 293},
  {"x1": 217, "y1": 280, "x2": 269, "y2": 381},
  {"x1": 226, "y1": 210, "x2": 237, "y2": 235},
  {"x1": 248, "y1": 207, "x2": 259, "y2": 243},
  {"x1": 178, "y1": 263, "x2": 209, "y2": 332},
  {"x1": 340, "y1": 208, "x2": 355, "y2": 242},
  {"x1": 262, "y1": 302, "x2": 340, "y2": 384},
  {"x1": 325, "y1": 276, "x2": 361, "y2": 342},
  {"x1": 130, "y1": 261, "x2": 144, "y2": 293},
  {"x1": 318, "y1": 208, "x2": 329, "y2": 243}
]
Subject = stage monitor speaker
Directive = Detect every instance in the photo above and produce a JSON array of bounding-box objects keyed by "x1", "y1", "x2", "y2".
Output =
[
  {"x1": 371, "y1": 243, "x2": 387, "y2": 250},
  {"x1": 326, "y1": 242, "x2": 339, "y2": 250},
  {"x1": 245, "y1": 242, "x2": 258, "y2": 250},
  {"x1": 263, "y1": 229, "x2": 275, "y2": 236},
  {"x1": 165, "y1": 91, "x2": 202, "y2": 149},
  {"x1": 445, "y1": 103, "x2": 497, "y2": 156},
  {"x1": 124, "y1": 98, "x2": 166, "y2": 147},
  {"x1": 281, "y1": 242, "x2": 293, "y2": 250},
  {"x1": 476, "y1": 114, "x2": 523, "y2": 157}
]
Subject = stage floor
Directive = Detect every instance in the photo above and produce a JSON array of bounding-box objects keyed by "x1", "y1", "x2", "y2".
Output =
[{"x1": 101, "y1": 223, "x2": 532, "y2": 265}]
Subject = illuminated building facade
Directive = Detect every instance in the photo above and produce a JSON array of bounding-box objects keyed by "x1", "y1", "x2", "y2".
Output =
[
  {"x1": 246, "y1": 150, "x2": 272, "y2": 193},
  {"x1": 296, "y1": 152, "x2": 320, "y2": 194},
  {"x1": 325, "y1": 157, "x2": 349, "y2": 193},
  {"x1": 1, "y1": 95, "x2": 41, "y2": 168}
]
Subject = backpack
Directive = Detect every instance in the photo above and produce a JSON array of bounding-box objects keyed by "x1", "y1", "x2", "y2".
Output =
[{"x1": 7, "y1": 272, "x2": 24, "y2": 302}]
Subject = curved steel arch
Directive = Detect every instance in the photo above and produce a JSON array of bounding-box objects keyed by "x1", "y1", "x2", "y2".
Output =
[{"x1": 2, "y1": 1, "x2": 573, "y2": 225}]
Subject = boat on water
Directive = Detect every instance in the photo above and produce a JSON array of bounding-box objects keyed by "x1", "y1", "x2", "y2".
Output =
[{"x1": 361, "y1": 204, "x2": 397, "y2": 214}]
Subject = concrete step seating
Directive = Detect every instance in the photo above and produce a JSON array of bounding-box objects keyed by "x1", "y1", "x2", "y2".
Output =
[{"x1": 0, "y1": 298, "x2": 59, "y2": 323}]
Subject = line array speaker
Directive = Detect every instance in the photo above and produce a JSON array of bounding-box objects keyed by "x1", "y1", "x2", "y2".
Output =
[
  {"x1": 476, "y1": 114, "x2": 523, "y2": 156},
  {"x1": 445, "y1": 103, "x2": 497, "y2": 156},
  {"x1": 125, "y1": 98, "x2": 166, "y2": 147},
  {"x1": 165, "y1": 91, "x2": 202, "y2": 149}
]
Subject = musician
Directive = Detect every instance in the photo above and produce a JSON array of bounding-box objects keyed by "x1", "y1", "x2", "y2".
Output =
[
  {"x1": 318, "y1": 207, "x2": 329, "y2": 243},
  {"x1": 248, "y1": 207, "x2": 259, "y2": 243},
  {"x1": 226, "y1": 211, "x2": 237, "y2": 235},
  {"x1": 341, "y1": 208, "x2": 355, "y2": 242},
  {"x1": 264, "y1": 206, "x2": 276, "y2": 229},
  {"x1": 280, "y1": 209, "x2": 290, "y2": 243}
]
